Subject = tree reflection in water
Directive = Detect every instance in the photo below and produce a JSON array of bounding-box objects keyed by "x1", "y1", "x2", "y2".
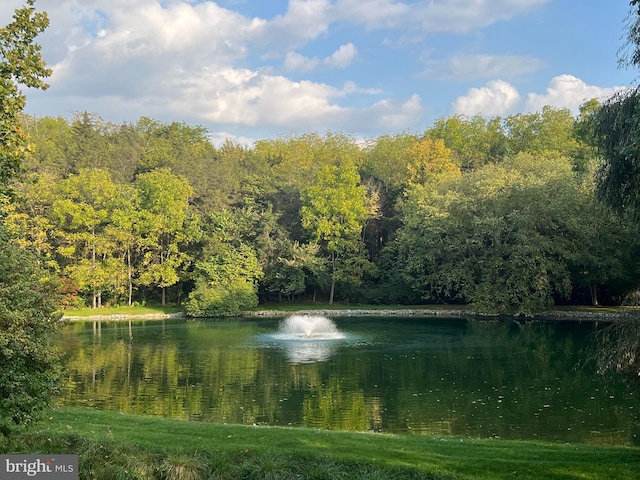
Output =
[
  {"x1": 55, "y1": 317, "x2": 640, "y2": 445},
  {"x1": 590, "y1": 311, "x2": 640, "y2": 388}
]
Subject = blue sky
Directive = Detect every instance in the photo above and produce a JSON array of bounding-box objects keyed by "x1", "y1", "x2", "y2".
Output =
[{"x1": 1, "y1": 0, "x2": 633, "y2": 146}]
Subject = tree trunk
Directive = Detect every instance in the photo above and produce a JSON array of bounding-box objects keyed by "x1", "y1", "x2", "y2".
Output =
[
  {"x1": 162, "y1": 286, "x2": 166, "y2": 306},
  {"x1": 329, "y1": 251, "x2": 336, "y2": 305},
  {"x1": 127, "y1": 247, "x2": 133, "y2": 306},
  {"x1": 590, "y1": 283, "x2": 599, "y2": 306},
  {"x1": 92, "y1": 238, "x2": 97, "y2": 308}
]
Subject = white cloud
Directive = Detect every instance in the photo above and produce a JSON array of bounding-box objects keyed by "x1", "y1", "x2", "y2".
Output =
[
  {"x1": 331, "y1": 0, "x2": 409, "y2": 29},
  {"x1": 284, "y1": 43, "x2": 357, "y2": 72},
  {"x1": 452, "y1": 79, "x2": 521, "y2": 116},
  {"x1": 340, "y1": 81, "x2": 383, "y2": 96},
  {"x1": 423, "y1": 54, "x2": 544, "y2": 80},
  {"x1": 366, "y1": 93, "x2": 423, "y2": 130},
  {"x1": 9, "y1": 0, "x2": 601, "y2": 140},
  {"x1": 525, "y1": 74, "x2": 626, "y2": 114},
  {"x1": 331, "y1": 0, "x2": 549, "y2": 34},
  {"x1": 13, "y1": 0, "x2": 423, "y2": 136},
  {"x1": 284, "y1": 52, "x2": 320, "y2": 72},
  {"x1": 258, "y1": 0, "x2": 331, "y2": 51},
  {"x1": 160, "y1": 66, "x2": 345, "y2": 127},
  {"x1": 412, "y1": 0, "x2": 551, "y2": 35},
  {"x1": 323, "y1": 43, "x2": 358, "y2": 68}
]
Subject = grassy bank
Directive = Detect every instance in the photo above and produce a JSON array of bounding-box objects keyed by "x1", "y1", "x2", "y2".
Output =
[
  {"x1": 62, "y1": 305, "x2": 184, "y2": 318},
  {"x1": 61, "y1": 303, "x2": 634, "y2": 318},
  {"x1": 2, "y1": 407, "x2": 638, "y2": 479}
]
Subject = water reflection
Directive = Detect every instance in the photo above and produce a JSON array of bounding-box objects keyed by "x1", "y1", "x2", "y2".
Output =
[
  {"x1": 280, "y1": 339, "x2": 339, "y2": 364},
  {"x1": 55, "y1": 317, "x2": 640, "y2": 445},
  {"x1": 259, "y1": 314, "x2": 351, "y2": 364}
]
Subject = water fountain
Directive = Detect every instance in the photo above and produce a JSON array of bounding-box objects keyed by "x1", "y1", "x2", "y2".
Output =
[
  {"x1": 267, "y1": 314, "x2": 347, "y2": 363},
  {"x1": 277, "y1": 314, "x2": 345, "y2": 340}
]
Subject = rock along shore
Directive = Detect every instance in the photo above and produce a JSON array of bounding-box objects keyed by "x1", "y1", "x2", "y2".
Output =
[
  {"x1": 62, "y1": 308, "x2": 628, "y2": 322},
  {"x1": 242, "y1": 308, "x2": 625, "y2": 322}
]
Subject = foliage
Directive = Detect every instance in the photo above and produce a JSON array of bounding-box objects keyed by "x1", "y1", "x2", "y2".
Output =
[
  {"x1": 0, "y1": 228, "x2": 61, "y2": 435},
  {"x1": 590, "y1": 310, "x2": 640, "y2": 386},
  {"x1": 186, "y1": 242, "x2": 262, "y2": 317},
  {"x1": 136, "y1": 168, "x2": 198, "y2": 305},
  {"x1": 186, "y1": 279, "x2": 258, "y2": 317},
  {"x1": 52, "y1": 169, "x2": 123, "y2": 308},
  {"x1": 405, "y1": 138, "x2": 460, "y2": 185},
  {"x1": 503, "y1": 106, "x2": 579, "y2": 158},
  {"x1": 0, "y1": 0, "x2": 61, "y2": 435},
  {"x1": 0, "y1": 0, "x2": 51, "y2": 201},
  {"x1": 394, "y1": 153, "x2": 583, "y2": 314},
  {"x1": 424, "y1": 114, "x2": 506, "y2": 170},
  {"x1": 302, "y1": 161, "x2": 373, "y2": 304},
  {"x1": 594, "y1": 87, "x2": 640, "y2": 216},
  {"x1": 620, "y1": 0, "x2": 640, "y2": 71},
  {"x1": 7, "y1": 101, "x2": 640, "y2": 311}
]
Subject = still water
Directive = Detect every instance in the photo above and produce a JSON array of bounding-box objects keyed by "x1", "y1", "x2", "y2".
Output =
[{"x1": 55, "y1": 316, "x2": 639, "y2": 445}]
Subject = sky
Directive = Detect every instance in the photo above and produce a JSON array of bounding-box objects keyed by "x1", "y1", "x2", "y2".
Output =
[{"x1": 0, "y1": 0, "x2": 635, "y2": 146}]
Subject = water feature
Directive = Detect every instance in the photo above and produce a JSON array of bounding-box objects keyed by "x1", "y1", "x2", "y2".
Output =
[
  {"x1": 54, "y1": 316, "x2": 640, "y2": 445},
  {"x1": 276, "y1": 314, "x2": 346, "y2": 340},
  {"x1": 263, "y1": 315, "x2": 349, "y2": 363}
]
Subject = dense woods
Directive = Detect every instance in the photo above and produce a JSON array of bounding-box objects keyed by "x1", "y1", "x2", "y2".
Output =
[{"x1": 4, "y1": 105, "x2": 639, "y2": 315}]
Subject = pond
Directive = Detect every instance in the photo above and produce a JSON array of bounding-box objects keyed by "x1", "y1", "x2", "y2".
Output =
[{"x1": 55, "y1": 315, "x2": 639, "y2": 445}]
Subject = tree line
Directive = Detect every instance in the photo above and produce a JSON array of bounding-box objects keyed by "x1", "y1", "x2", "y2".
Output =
[{"x1": 4, "y1": 104, "x2": 638, "y2": 315}]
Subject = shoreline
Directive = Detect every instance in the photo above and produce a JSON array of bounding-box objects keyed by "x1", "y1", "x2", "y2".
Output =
[{"x1": 61, "y1": 307, "x2": 627, "y2": 322}]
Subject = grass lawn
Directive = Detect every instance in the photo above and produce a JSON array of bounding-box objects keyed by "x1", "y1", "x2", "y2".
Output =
[
  {"x1": 4, "y1": 407, "x2": 638, "y2": 479},
  {"x1": 62, "y1": 305, "x2": 184, "y2": 317},
  {"x1": 60, "y1": 302, "x2": 634, "y2": 319}
]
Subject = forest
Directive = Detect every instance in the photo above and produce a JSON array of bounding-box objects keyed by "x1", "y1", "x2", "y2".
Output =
[{"x1": 5, "y1": 103, "x2": 638, "y2": 315}]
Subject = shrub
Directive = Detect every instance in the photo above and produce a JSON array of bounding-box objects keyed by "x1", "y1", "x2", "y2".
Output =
[
  {"x1": 0, "y1": 231, "x2": 62, "y2": 435},
  {"x1": 186, "y1": 279, "x2": 258, "y2": 317}
]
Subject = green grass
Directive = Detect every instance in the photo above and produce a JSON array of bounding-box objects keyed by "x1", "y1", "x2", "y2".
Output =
[
  {"x1": 62, "y1": 305, "x2": 184, "y2": 317},
  {"x1": 3, "y1": 407, "x2": 638, "y2": 479},
  {"x1": 61, "y1": 302, "x2": 634, "y2": 319}
]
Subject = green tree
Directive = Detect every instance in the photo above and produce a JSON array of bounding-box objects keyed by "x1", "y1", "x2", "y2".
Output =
[
  {"x1": 186, "y1": 243, "x2": 262, "y2": 317},
  {"x1": 301, "y1": 161, "x2": 372, "y2": 304},
  {"x1": 619, "y1": 0, "x2": 640, "y2": 71},
  {"x1": 0, "y1": 228, "x2": 61, "y2": 435},
  {"x1": 424, "y1": 114, "x2": 507, "y2": 170},
  {"x1": 594, "y1": 88, "x2": 640, "y2": 215},
  {"x1": 52, "y1": 169, "x2": 123, "y2": 308},
  {"x1": 572, "y1": 99, "x2": 602, "y2": 175},
  {"x1": 67, "y1": 112, "x2": 112, "y2": 174},
  {"x1": 503, "y1": 106, "x2": 578, "y2": 158},
  {"x1": 187, "y1": 210, "x2": 262, "y2": 316},
  {"x1": 20, "y1": 115, "x2": 74, "y2": 177},
  {"x1": 0, "y1": 0, "x2": 60, "y2": 434},
  {"x1": 136, "y1": 168, "x2": 198, "y2": 305},
  {"x1": 0, "y1": 0, "x2": 51, "y2": 202},
  {"x1": 568, "y1": 195, "x2": 634, "y2": 305},
  {"x1": 361, "y1": 133, "x2": 419, "y2": 193},
  {"x1": 2, "y1": 172, "x2": 57, "y2": 271},
  {"x1": 394, "y1": 153, "x2": 582, "y2": 314},
  {"x1": 107, "y1": 183, "x2": 140, "y2": 306}
]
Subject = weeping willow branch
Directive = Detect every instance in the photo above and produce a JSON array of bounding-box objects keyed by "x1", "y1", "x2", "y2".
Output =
[
  {"x1": 620, "y1": 1, "x2": 640, "y2": 72},
  {"x1": 594, "y1": 87, "x2": 640, "y2": 217},
  {"x1": 592, "y1": 311, "x2": 640, "y2": 383}
]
